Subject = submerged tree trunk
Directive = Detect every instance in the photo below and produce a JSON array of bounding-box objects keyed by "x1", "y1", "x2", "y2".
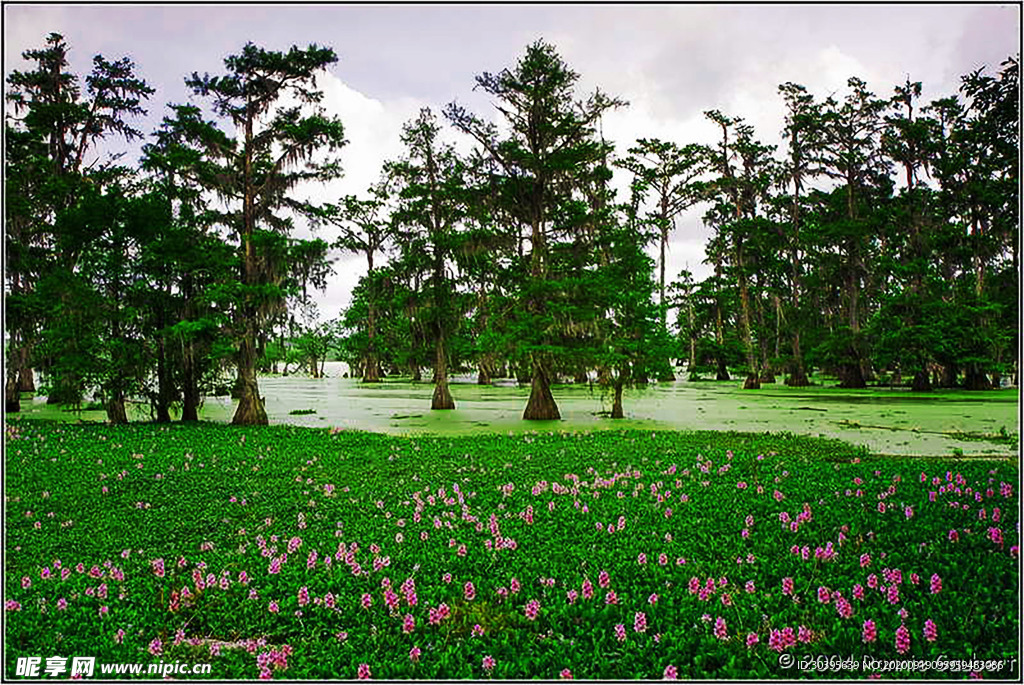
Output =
[
  {"x1": 5, "y1": 338, "x2": 21, "y2": 412},
  {"x1": 963, "y1": 363, "x2": 992, "y2": 390},
  {"x1": 106, "y1": 395, "x2": 128, "y2": 424},
  {"x1": 431, "y1": 334, "x2": 455, "y2": 410},
  {"x1": 838, "y1": 362, "x2": 867, "y2": 389},
  {"x1": 911, "y1": 369, "x2": 932, "y2": 392},
  {"x1": 155, "y1": 335, "x2": 173, "y2": 423},
  {"x1": 5, "y1": 376, "x2": 20, "y2": 413},
  {"x1": 17, "y1": 346, "x2": 35, "y2": 393},
  {"x1": 716, "y1": 358, "x2": 731, "y2": 381},
  {"x1": 523, "y1": 357, "x2": 560, "y2": 420},
  {"x1": 786, "y1": 333, "x2": 810, "y2": 386},
  {"x1": 610, "y1": 377, "x2": 624, "y2": 419},
  {"x1": 231, "y1": 319, "x2": 268, "y2": 425},
  {"x1": 477, "y1": 359, "x2": 491, "y2": 385},
  {"x1": 940, "y1": 364, "x2": 957, "y2": 388}
]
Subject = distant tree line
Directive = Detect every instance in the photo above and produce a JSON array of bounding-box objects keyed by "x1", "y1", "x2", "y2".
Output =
[{"x1": 4, "y1": 34, "x2": 1018, "y2": 425}]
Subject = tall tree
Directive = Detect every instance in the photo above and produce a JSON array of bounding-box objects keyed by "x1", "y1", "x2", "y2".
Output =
[
  {"x1": 388, "y1": 108, "x2": 469, "y2": 410},
  {"x1": 5, "y1": 33, "x2": 153, "y2": 411},
  {"x1": 323, "y1": 180, "x2": 393, "y2": 382},
  {"x1": 156, "y1": 42, "x2": 346, "y2": 424},
  {"x1": 445, "y1": 39, "x2": 626, "y2": 420}
]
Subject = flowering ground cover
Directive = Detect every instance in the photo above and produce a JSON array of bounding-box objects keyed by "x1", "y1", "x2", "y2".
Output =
[{"x1": 4, "y1": 420, "x2": 1019, "y2": 679}]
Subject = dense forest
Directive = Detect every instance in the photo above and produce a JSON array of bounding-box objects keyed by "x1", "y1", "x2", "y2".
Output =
[{"x1": 4, "y1": 34, "x2": 1019, "y2": 425}]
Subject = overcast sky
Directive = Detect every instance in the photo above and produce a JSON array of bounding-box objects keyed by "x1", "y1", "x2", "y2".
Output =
[{"x1": 5, "y1": 3, "x2": 1020, "y2": 323}]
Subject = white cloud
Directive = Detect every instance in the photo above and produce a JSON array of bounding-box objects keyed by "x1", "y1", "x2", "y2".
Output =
[{"x1": 289, "y1": 73, "x2": 427, "y2": 322}]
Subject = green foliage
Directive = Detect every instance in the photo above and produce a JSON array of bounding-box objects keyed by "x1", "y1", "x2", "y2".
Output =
[{"x1": 4, "y1": 421, "x2": 1018, "y2": 678}]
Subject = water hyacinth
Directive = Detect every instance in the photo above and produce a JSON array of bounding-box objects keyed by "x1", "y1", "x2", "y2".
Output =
[{"x1": 6, "y1": 424, "x2": 1018, "y2": 680}]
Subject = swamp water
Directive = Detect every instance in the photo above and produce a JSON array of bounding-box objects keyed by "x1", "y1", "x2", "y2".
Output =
[{"x1": 12, "y1": 361, "x2": 1019, "y2": 457}]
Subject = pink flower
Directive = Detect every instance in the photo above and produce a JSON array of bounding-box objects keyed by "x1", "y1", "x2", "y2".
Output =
[
  {"x1": 867, "y1": 574, "x2": 878, "y2": 589},
  {"x1": 896, "y1": 623, "x2": 911, "y2": 654},
  {"x1": 817, "y1": 586, "x2": 831, "y2": 604},
  {"x1": 268, "y1": 601, "x2": 279, "y2": 614},
  {"x1": 648, "y1": 593, "x2": 659, "y2": 605},
  {"x1": 567, "y1": 589, "x2": 579, "y2": 604},
  {"x1": 860, "y1": 553, "x2": 871, "y2": 568},
  {"x1": 598, "y1": 570, "x2": 610, "y2": 588},
  {"x1": 744, "y1": 580, "x2": 755, "y2": 594},
  {"x1": 782, "y1": 577, "x2": 794, "y2": 596},
  {"x1": 409, "y1": 646, "x2": 421, "y2": 663},
  {"x1": 509, "y1": 577, "x2": 520, "y2": 594},
  {"x1": 298, "y1": 586, "x2": 309, "y2": 607},
  {"x1": 635, "y1": 611, "x2": 648, "y2": 633},
  {"x1": 714, "y1": 616, "x2": 727, "y2": 640},
  {"x1": 924, "y1": 619, "x2": 938, "y2": 642},
  {"x1": 746, "y1": 632, "x2": 759, "y2": 648},
  {"x1": 886, "y1": 585, "x2": 900, "y2": 605},
  {"x1": 525, "y1": 599, "x2": 540, "y2": 621},
  {"x1": 560, "y1": 669, "x2": 573, "y2": 679},
  {"x1": 482, "y1": 655, "x2": 496, "y2": 671},
  {"x1": 114, "y1": 628, "x2": 125, "y2": 644},
  {"x1": 862, "y1": 619, "x2": 877, "y2": 643},
  {"x1": 614, "y1": 623, "x2": 627, "y2": 642},
  {"x1": 836, "y1": 597, "x2": 853, "y2": 619},
  {"x1": 637, "y1": 552, "x2": 647, "y2": 565},
  {"x1": 361, "y1": 593, "x2": 372, "y2": 609},
  {"x1": 581, "y1": 578, "x2": 594, "y2": 600},
  {"x1": 663, "y1": 664, "x2": 678, "y2": 680},
  {"x1": 357, "y1": 663, "x2": 371, "y2": 679},
  {"x1": 798, "y1": 625, "x2": 812, "y2": 643},
  {"x1": 149, "y1": 638, "x2": 163, "y2": 656},
  {"x1": 403, "y1": 613, "x2": 415, "y2": 633},
  {"x1": 471, "y1": 624, "x2": 484, "y2": 637},
  {"x1": 464, "y1": 582, "x2": 476, "y2": 601},
  {"x1": 930, "y1": 574, "x2": 942, "y2": 594},
  {"x1": 604, "y1": 591, "x2": 618, "y2": 605}
]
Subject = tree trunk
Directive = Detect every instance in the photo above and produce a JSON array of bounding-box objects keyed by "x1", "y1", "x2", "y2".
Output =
[
  {"x1": 106, "y1": 395, "x2": 128, "y2": 424},
  {"x1": 734, "y1": 240, "x2": 760, "y2": 389},
  {"x1": 523, "y1": 357, "x2": 560, "y2": 420},
  {"x1": 231, "y1": 101, "x2": 268, "y2": 426},
  {"x1": 574, "y1": 369, "x2": 589, "y2": 384},
  {"x1": 716, "y1": 358, "x2": 730, "y2": 381},
  {"x1": 477, "y1": 360, "x2": 491, "y2": 385},
  {"x1": 155, "y1": 335, "x2": 173, "y2": 423},
  {"x1": 610, "y1": 378, "x2": 624, "y2": 419},
  {"x1": 411, "y1": 364, "x2": 422, "y2": 382},
  {"x1": 231, "y1": 323, "x2": 268, "y2": 425},
  {"x1": 17, "y1": 346, "x2": 35, "y2": 393},
  {"x1": 940, "y1": 364, "x2": 957, "y2": 388},
  {"x1": 838, "y1": 362, "x2": 866, "y2": 389},
  {"x1": 911, "y1": 369, "x2": 932, "y2": 392},
  {"x1": 5, "y1": 376, "x2": 20, "y2": 413},
  {"x1": 963, "y1": 364, "x2": 992, "y2": 390},
  {"x1": 786, "y1": 333, "x2": 810, "y2": 386},
  {"x1": 362, "y1": 351, "x2": 381, "y2": 383},
  {"x1": 431, "y1": 335, "x2": 455, "y2": 410},
  {"x1": 231, "y1": 373, "x2": 245, "y2": 399}
]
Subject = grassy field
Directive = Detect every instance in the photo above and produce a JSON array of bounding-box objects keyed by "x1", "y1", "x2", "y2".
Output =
[{"x1": 3, "y1": 420, "x2": 1019, "y2": 679}]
